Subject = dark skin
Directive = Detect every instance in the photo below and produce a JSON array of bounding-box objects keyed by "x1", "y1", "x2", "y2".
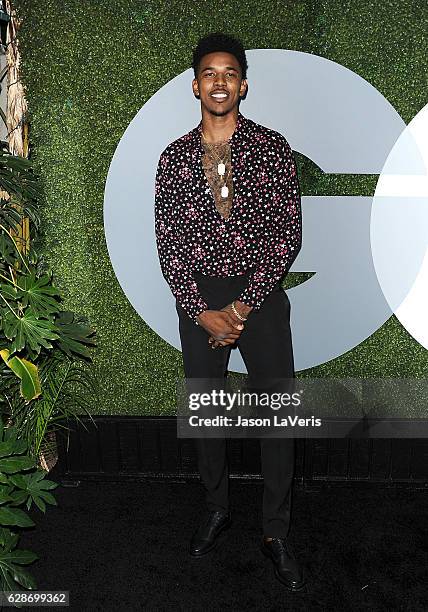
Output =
[{"x1": 192, "y1": 51, "x2": 253, "y2": 348}]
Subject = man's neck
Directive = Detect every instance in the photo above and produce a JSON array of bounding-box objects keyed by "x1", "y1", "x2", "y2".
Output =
[{"x1": 200, "y1": 108, "x2": 238, "y2": 143}]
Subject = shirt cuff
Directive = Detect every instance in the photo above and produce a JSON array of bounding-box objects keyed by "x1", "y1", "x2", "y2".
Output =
[
  {"x1": 193, "y1": 303, "x2": 208, "y2": 326},
  {"x1": 235, "y1": 287, "x2": 263, "y2": 311}
]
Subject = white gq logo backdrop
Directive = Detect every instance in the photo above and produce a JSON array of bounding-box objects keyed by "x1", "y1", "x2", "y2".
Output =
[{"x1": 104, "y1": 50, "x2": 428, "y2": 373}]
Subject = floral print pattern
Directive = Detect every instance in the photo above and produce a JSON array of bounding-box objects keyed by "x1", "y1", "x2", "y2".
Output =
[{"x1": 154, "y1": 111, "x2": 302, "y2": 324}]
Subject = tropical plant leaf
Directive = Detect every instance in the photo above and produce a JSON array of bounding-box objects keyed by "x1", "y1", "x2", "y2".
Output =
[
  {"x1": 0, "y1": 490, "x2": 13, "y2": 504},
  {"x1": 0, "y1": 528, "x2": 19, "y2": 551},
  {"x1": 0, "y1": 439, "x2": 27, "y2": 459},
  {"x1": 37, "y1": 490, "x2": 56, "y2": 506},
  {"x1": 0, "y1": 233, "x2": 18, "y2": 267},
  {"x1": 10, "y1": 562, "x2": 37, "y2": 589},
  {"x1": 16, "y1": 271, "x2": 61, "y2": 315},
  {"x1": 7, "y1": 475, "x2": 27, "y2": 489},
  {"x1": 29, "y1": 495, "x2": 45, "y2": 513},
  {"x1": 0, "y1": 282, "x2": 23, "y2": 301},
  {"x1": 0, "y1": 457, "x2": 35, "y2": 474},
  {"x1": 0, "y1": 201, "x2": 24, "y2": 231},
  {"x1": 0, "y1": 350, "x2": 41, "y2": 402},
  {"x1": 0, "y1": 549, "x2": 38, "y2": 565},
  {"x1": 0, "y1": 506, "x2": 34, "y2": 528},
  {"x1": 25, "y1": 472, "x2": 57, "y2": 491},
  {"x1": 5, "y1": 350, "x2": 97, "y2": 458},
  {"x1": 54, "y1": 311, "x2": 96, "y2": 359},
  {"x1": 7, "y1": 471, "x2": 58, "y2": 513},
  {"x1": 2, "y1": 309, "x2": 59, "y2": 355},
  {"x1": 3, "y1": 424, "x2": 19, "y2": 442},
  {"x1": 25, "y1": 471, "x2": 45, "y2": 484},
  {"x1": 7, "y1": 490, "x2": 27, "y2": 505},
  {"x1": 0, "y1": 559, "x2": 19, "y2": 591},
  {"x1": 0, "y1": 149, "x2": 41, "y2": 205},
  {"x1": 0, "y1": 199, "x2": 41, "y2": 233}
]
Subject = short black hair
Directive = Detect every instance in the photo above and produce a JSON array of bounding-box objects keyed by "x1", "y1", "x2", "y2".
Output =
[{"x1": 192, "y1": 32, "x2": 248, "y2": 80}]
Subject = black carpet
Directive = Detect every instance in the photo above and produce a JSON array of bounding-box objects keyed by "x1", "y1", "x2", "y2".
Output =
[{"x1": 20, "y1": 468, "x2": 427, "y2": 611}]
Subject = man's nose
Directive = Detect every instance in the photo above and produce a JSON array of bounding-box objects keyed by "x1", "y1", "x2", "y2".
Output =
[{"x1": 214, "y1": 75, "x2": 227, "y2": 87}]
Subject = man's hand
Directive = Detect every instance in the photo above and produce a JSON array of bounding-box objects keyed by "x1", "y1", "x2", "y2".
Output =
[
  {"x1": 233, "y1": 300, "x2": 253, "y2": 319},
  {"x1": 201, "y1": 301, "x2": 253, "y2": 349},
  {"x1": 197, "y1": 309, "x2": 243, "y2": 347}
]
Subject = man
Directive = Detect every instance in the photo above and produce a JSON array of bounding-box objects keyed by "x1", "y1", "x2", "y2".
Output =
[{"x1": 154, "y1": 32, "x2": 305, "y2": 591}]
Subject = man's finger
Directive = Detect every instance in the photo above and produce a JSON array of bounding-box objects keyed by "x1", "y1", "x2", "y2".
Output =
[
  {"x1": 229, "y1": 319, "x2": 244, "y2": 331},
  {"x1": 214, "y1": 332, "x2": 240, "y2": 341},
  {"x1": 224, "y1": 312, "x2": 244, "y2": 330},
  {"x1": 210, "y1": 337, "x2": 234, "y2": 348}
]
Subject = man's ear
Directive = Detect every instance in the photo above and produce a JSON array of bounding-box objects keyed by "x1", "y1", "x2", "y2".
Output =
[
  {"x1": 192, "y1": 78, "x2": 200, "y2": 97},
  {"x1": 240, "y1": 79, "x2": 248, "y2": 95}
]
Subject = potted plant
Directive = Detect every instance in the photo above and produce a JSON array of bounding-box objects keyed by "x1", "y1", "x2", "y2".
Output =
[{"x1": 0, "y1": 138, "x2": 99, "y2": 596}]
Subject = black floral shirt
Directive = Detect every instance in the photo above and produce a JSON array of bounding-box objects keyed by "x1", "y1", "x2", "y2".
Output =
[{"x1": 154, "y1": 110, "x2": 302, "y2": 324}]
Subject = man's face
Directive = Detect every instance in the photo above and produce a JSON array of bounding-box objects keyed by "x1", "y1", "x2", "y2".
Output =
[{"x1": 192, "y1": 51, "x2": 247, "y2": 117}]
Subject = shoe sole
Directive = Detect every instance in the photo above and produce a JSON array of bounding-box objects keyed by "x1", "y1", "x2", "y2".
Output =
[
  {"x1": 189, "y1": 519, "x2": 232, "y2": 557},
  {"x1": 260, "y1": 543, "x2": 307, "y2": 592}
]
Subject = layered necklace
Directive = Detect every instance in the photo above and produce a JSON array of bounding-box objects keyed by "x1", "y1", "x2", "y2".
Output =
[{"x1": 201, "y1": 130, "x2": 232, "y2": 199}]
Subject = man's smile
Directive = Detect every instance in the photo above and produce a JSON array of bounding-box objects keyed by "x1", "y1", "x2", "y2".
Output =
[{"x1": 210, "y1": 91, "x2": 229, "y2": 101}]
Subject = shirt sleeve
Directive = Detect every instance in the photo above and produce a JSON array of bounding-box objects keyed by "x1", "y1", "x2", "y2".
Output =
[
  {"x1": 154, "y1": 151, "x2": 209, "y2": 324},
  {"x1": 236, "y1": 138, "x2": 302, "y2": 310}
]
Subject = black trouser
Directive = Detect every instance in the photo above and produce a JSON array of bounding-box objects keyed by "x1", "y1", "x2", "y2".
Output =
[{"x1": 176, "y1": 271, "x2": 296, "y2": 538}]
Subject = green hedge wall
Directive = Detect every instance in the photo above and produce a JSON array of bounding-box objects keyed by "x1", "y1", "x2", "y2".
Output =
[{"x1": 13, "y1": 0, "x2": 428, "y2": 415}]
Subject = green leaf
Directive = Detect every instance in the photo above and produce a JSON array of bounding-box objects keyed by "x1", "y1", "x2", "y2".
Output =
[
  {"x1": 0, "y1": 561, "x2": 19, "y2": 591},
  {"x1": 31, "y1": 495, "x2": 46, "y2": 513},
  {"x1": 54, "y1": 311, "x2": 97, "y2": 359},
  {"x1": 26, "y1": 471, "x2": 46, "y2": 484},
  {"x1": 0, "y1": 530, "x2": 19, "y2": 552},
  {"x1": 0, "y1": 456, "x2": 36, "y2": 473},
  {"x1": 10, "y1": 563, "x2": 37, "y2": 589},
  {"x1": 2, "y1": 308, "x2": 60, "y2": 355},
  {"x1": 0, "y1": 282, "x2": 23, "y2": 301},
  {"x1": 0, "y1": 491, "x2": 13, "y2": 504},
  {"x1": 10, "y1": 471, "x2": 58, "y2": 511},
  {"x1": 0, "y1": 440, "x2": 28, "y2": 459},
  {"x1": 37, "y1": 479, "x2": 58, "y2": 491},
  {"x1": 0, "y1": 507, "x2": 35, "y2": 527},
  {"x1": 8, "y1": 491, "x2": 28, "y2": 505},
  {"x1": 16, "y1": 271, "x2": 61, "y2": 315},
  {"x1": 0, "y1": 148, "x2": 42, "y2": 206},
  {"x1": 0, "y1": 549, "x2": 38, "y2": 565},
  {"x1": 8, "y1": 475, "x2": 28, "y2": 489},
  {"x1": 3, "y1": 425, "x2": 19, "y2": 442},
  {"x1": 38, "y1": 491, "x2": 56, "y2": 506},
  {"x1": 0, "y1": 234, "x2": 18, "y2": 266},
  {"x1": 0, "y1": 349, "x2": 41, "y2": 402}
]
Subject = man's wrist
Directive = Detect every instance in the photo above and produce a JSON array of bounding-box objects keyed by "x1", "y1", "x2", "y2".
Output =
[
  {"x1": 233, "y1": 300, "x2": 253, "y2": 318},
  {"x1": 196, "y1": 309, "x2": 209, "y2": 325}
]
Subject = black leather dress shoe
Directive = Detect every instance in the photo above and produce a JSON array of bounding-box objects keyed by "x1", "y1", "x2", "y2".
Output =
[
  {"x1": 189, "y1": 510, "x2": 232, "y2": 557},
  {"x1": 261, "y1": 537, "x2": 306, "y2": 591}
]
